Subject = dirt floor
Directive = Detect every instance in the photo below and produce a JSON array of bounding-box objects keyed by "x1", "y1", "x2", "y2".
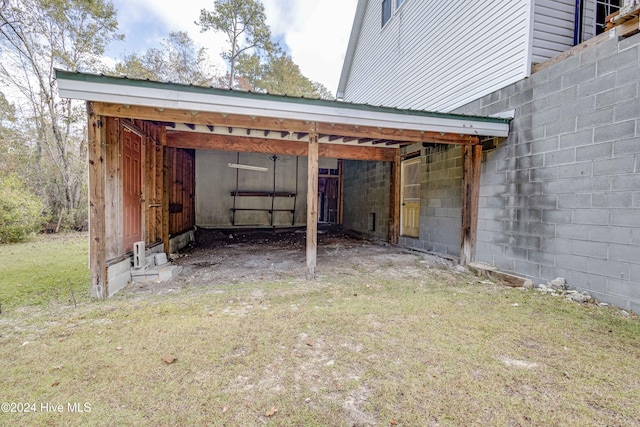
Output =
[{"x1": 127, "y1": 226, "x2": 450, "y2": 293}]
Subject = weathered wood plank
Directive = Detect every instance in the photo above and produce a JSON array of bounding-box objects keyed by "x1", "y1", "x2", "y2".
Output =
[
  {"x1": 104, "y1": 117, "x2": 121, "y2": 260},
  {"x1": 92, "y1": 102, "x2": 480, "y2": 145},
  {"x1": 165, "y1": 131, "x2": 397, "y2": 162},
  {"x1": 162, "y1": 134, "x2": 170, "y2": 255},
  {"x1": 306, "y1": 131, "x2": 319, "y2": 279},
  {"x1": 460, "y1": 143, "x2": 481, "y2": 266},
  {"x1": 87, "y1": 104, "x2": 107, "y2": 299}
]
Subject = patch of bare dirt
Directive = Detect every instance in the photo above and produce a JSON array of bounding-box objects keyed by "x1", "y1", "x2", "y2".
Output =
[{"x1": 127, "y1": 226, "x2": 446, "y2": 293}]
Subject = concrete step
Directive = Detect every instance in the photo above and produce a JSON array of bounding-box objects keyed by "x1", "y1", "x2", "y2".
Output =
[{"x1": 131, "y1": 264, "x2": 182, "y2": 283}]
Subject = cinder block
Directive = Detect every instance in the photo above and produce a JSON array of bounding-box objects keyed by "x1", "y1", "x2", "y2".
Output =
[
  {"x1": 558, "y1": 161, "x2": 593, "y2": 179},
  {"x1": 562, "y1": 63, "x2": 597, "y2": 88},
  {"x1": 615, "y1": 63, "x2": 640, "y2": 86},
  {"x1": 609, "y1": 243, "x2": 640, "y2": 264},
  {"x1": 509, "y1": 88, "x2": 534, "y2": 108},
  {"x1": 573, "y1": 209, "x2": 610, "y2": 225},
  {"x1": 555, "y1": 223, "x2": 588, "y2": 240},
  {"x1": 542, "y1": 209, "x2": 573, "y2": 224},
  {"x1": 541, "y1": 237, "x2": 572, "y2": 253},
  {"x1": 528, "y1": 221, "x2": 557, "y2": 236},
  {"x1": 544, "y1": 148, "x2": 575, "y2": 166},
  {"x1": 597, "y1": 45, "x2": 639, "y2": 77},
  {"x1": 629, "y1": 263, "x2": 640, "y2": 282},
  {"x1": 574, "y1": 240, "x2": 609, "y2": 259},
  {"x1": 545, "y1": 117, "x2": 577, "y2": 137},
  {"x1": 581, "y1": 37, "x2": 618, "y2": 66},
  {"x1": 595, "y1": 83, "x2": 638, "y2": 110},
  {"x1": 576, "y1": 142, "x2": 613, "y2": 161},
  {"x1": 592, "y1": 192, "x2": 632, "y2": 208},
  {"x1": 556, "y1": 253, "x2": 589, "y2": 271},
  {"x1": 570, "y1": 270, "x2": 608, "y2": 294},
  {"x1": 611, "y1": 174, "x2": 640, "y2": 191},
  {"x1": 576, "y1": 108, "x2": 614, "y2": 130},
  {"x1": 545, "y1": 86, "x2": 577, "y2": 107},
  {"x1": 493, "y1": 255, "x2": 516, "y2": 272},
  {"x1": 544, "y1": 179, "x2": 575, "y2": 194},
  {"x1": 588, "y1": 258, "x2": 631, "y2": 280},
  {"x1": 613, "y1": 137, "x2": 640, "y2": 156},
  {"x1": 549, "y1": 54, "x2": 581, "y2": 80},
  {"x1": 614, "y1": 99, "x2": 640, "y2": 123},
  {"x1": 533, "y1": 77, "x2": 562, "y2": 99},
  {"x1": 593, "y1": 156, "x2": 635, "y2": 176},
  {"x1": 559, "y1": 129, "x2": 594, "y2": 149},
  {"x1": 589, "y1": 226, "x2": 632, "y2": 244},
  {"x1": 618, "y1": 33, "x2": 640, "y2": 51},
  {"x1": 527, "y1": 249, "x2": 556, "y2": 266},
  {"x1": 530, "y1": 166, "x2": 558, "y2": 182},
  {"x1": 579, "y1": 73, "x2": 618, "y2": 99},
  {"x1": 514, "y1": 259, "x2": 541, "y2": 278},
  {"x1": 512, "y1": 234, "x2": 541, "y2": 250},
  {"x1": 505, "y1": 246, "x2": 527, "y2": 260},
  {"x1": 572, "y1": 176, "x2": 610, "y2": 192}
]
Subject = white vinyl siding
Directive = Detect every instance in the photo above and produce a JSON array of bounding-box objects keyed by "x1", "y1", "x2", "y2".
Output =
[
  {"x1": 341, "y1": 0, "x2": 532, "y2": 112},
  {"x1": 531, "y1": 0, "x2": 576, "y2": 63}
]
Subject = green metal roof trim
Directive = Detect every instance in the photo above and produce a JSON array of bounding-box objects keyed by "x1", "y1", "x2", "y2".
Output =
[{"x1": 55, "y1": 69, "x2": 510, "y2": 125}]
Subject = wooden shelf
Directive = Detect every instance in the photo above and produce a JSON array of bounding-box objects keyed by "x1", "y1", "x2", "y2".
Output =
[
  {"x1": 230, "y1": 191, "x2": 296, "y2": 197},
  {"x1": 230, "y1": 208, "x2": 295, "y2": 213}
]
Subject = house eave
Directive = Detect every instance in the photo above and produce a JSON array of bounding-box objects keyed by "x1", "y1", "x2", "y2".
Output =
[{"x1": 56, "y1": 71, "x2": 510, "y2": 138}]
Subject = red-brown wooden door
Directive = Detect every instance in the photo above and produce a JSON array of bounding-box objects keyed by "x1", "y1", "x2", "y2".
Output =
[{"x1": 122, "y1": 129, "x2": 142, "y2": 252}]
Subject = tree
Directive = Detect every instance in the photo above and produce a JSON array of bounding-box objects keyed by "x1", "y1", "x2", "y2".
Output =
[
  {"x1": 196, "y1": 0, "x2": 274, "y2": 89},
  {"x1": 0, "y1": 173, "x2": 43, "y2": 243},
  {"x1": 114, "y1": 31, "x2": 219, "y2": 86},
  {"x1": 237, "y1": 52, "x2": 335, "y2": 99},
  {"x1": 0, "y1": 0, "x2": 121, "y2": 229}
]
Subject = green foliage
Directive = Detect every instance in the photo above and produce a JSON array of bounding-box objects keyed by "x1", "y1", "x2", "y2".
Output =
[
  {"x1": 0, "y1": 0, "x2": 122, "y2": 232},
  {"x1": 114, "y1": 31, "x2": 218, "y2": 86},
  {"x1": 237, "y1": 53, "x2": 335, "y2": 99},
  {"x1": 0, "y1": 174, "x2": 44, "y2": 243},
  {"x1": 197, "y1": 0, "x2": 275, "y2": 88}
]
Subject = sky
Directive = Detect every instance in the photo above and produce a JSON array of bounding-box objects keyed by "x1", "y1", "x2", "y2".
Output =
[{"x1": 104, "y1": 0, "x2": 359, "y2": 95}]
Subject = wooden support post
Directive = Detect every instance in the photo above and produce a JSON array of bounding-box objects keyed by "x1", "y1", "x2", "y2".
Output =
[
  {"x1": 162, "y1": 128, "x2": 170, "y2": 255},
  {"x1": 389, "y1": 150, "x2": 401, "y2": 244},
  {"x1": 460, "y1": 143, "x2": 482, "y2": 266},
  {"x1": 87, "y1": 103, "x2": 107, "y2": 299},
  {"x1": 306, "y1": 129, "x2": 319, "y2": 279}
]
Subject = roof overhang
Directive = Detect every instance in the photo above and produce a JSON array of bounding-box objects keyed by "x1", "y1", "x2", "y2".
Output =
[{"x1": 56, "y1": 70, "x2": 510, "y2": 141}]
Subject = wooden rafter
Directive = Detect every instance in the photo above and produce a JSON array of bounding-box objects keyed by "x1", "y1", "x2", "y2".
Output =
[
  {"x1": 91, "y1": 102, "x2": 481, "y2": 145},
  {"x1": 165, "y1": 131, "x2": 397, "y2": 162}
]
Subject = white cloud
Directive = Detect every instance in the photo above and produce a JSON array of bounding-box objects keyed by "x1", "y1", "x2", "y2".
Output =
[{"x1": 107, "y1": 0, "x2": 358, "y2": 94}]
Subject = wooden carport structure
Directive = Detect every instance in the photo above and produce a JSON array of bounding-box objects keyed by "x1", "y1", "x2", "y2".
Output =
[{"x1": 55, "y1": 70, "x2": 510, "y2": 298}]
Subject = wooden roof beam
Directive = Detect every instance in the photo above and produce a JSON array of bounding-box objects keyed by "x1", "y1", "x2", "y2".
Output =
[
  {"x1": 90, "y1": 103, "x2": 484, "y2": 145},
  {"x1": 165, "y1": 130, "x2": 397, "y2": 162}
]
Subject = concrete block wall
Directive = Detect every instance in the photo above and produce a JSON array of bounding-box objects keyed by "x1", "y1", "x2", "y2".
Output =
[
  {"x1": 343, "y1": 160, "x2": 391, "y2": 240},
  {"x1": 454, "y1": 33, "x2": 640, "y2": 313},
  {"x1": 399, "y1": 145, "x2": 463, "y2": 257}
]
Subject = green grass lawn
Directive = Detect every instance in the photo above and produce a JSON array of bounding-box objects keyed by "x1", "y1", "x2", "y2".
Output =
[
  {"x1": 0, "y1": 240, "x2": 639, "y2": 426},
  {"x1": 0, "y1": 233, "x2": 90, "y2": 310}
]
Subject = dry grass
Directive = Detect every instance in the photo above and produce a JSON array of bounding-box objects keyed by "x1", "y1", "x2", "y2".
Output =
[{"x1": 1, "y1": 237, "x2": 640, "y2": 426}]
